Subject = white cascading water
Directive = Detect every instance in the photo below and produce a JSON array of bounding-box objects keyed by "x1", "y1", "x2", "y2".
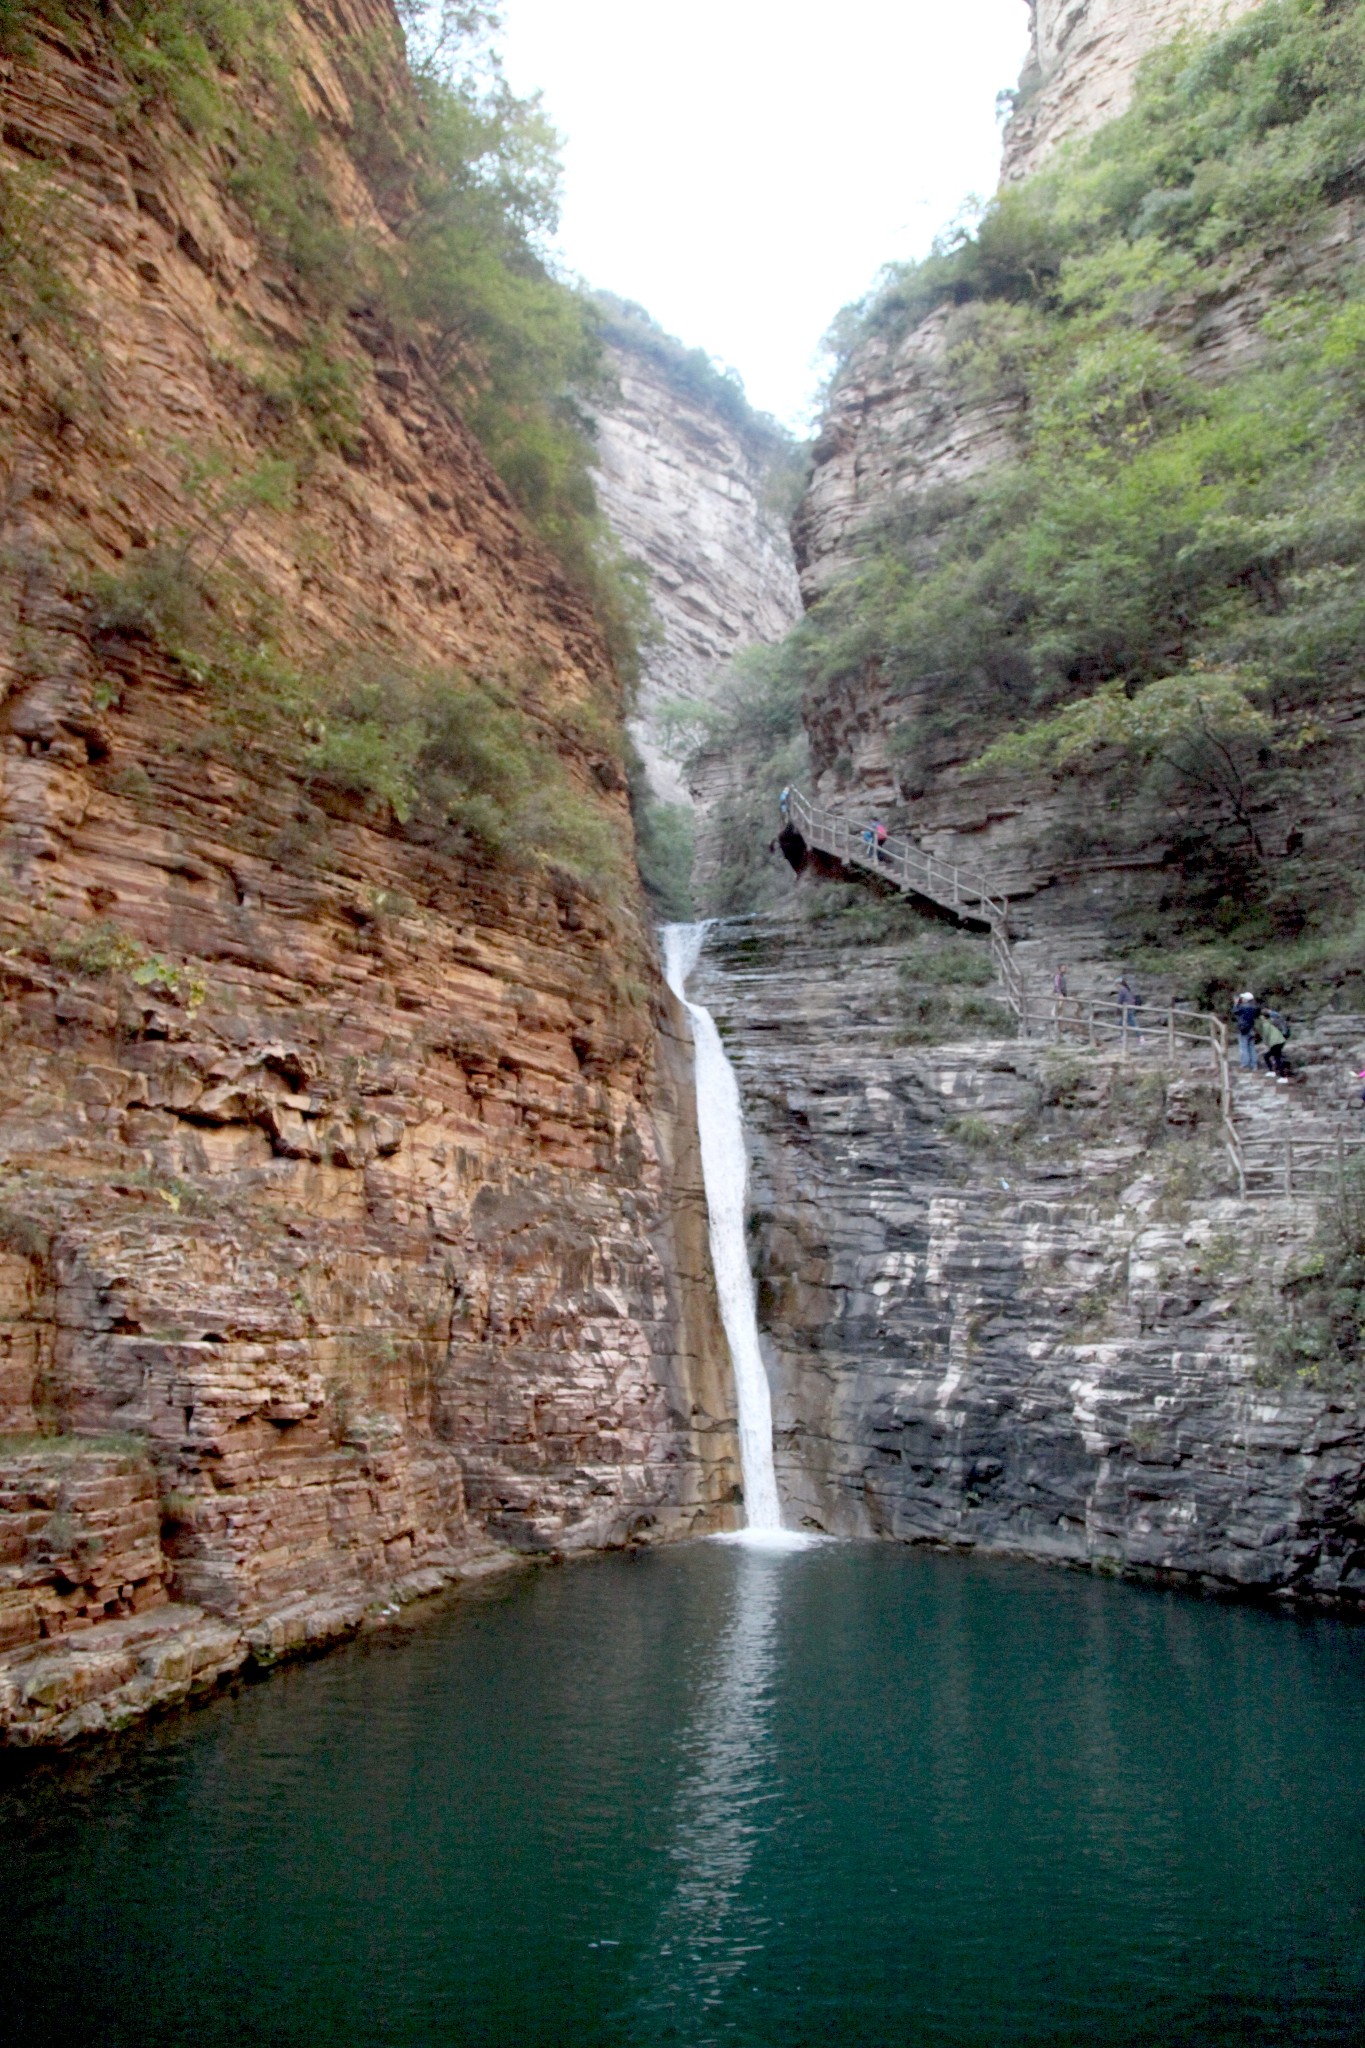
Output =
[{"x1": 662, "y1": 922, "x2": 789, "y2": 1537}]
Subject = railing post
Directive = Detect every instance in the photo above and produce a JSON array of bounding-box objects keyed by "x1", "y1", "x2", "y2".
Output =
[{"x1": 1167, "y1": 1010, "x2": 1175, "y2": 1056}]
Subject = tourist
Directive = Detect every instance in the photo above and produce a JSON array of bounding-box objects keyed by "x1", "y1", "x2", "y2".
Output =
[
  {"x1": 1115, "y1": 975, "x2": 1142, "y2": 1040},
  {"x1": 1052, "y1": 963, "x2": 1076, "y2": 1036},
  {"x1": 779, "y1": 785, "x2": 791, "y2": 822},
  {"x1": 1257, "y1": 1009, "x2": 1290, "y2": 1082},
  {"x1": 875, "y1": 821, "x2": 889, "y2": 865},
  {"x1": 1232, "y1": 991, "x2": 1260, "y2": 1071}
]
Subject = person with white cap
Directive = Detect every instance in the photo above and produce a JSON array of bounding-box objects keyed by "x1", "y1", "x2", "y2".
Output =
[{"x1": 1232, "y1": 991, "x2": 1261, "y2": 1071}]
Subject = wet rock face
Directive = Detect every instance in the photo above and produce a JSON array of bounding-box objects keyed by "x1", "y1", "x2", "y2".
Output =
[
  {"x1": 590, "y1": 341, "x2": 802, "y2": 804},
  {"x1": 692, "y1": 912, "x2": 1365, "y2": 1602},
  {"x1": 0, "y1": 1, "x2": 739, "y2": 1742},
  {"x1": 1001, "y1": 0, "x2": 1261, "y2": 184}
]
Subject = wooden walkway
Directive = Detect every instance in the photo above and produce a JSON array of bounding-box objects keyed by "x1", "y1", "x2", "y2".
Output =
[{"x1": 779, "y1": 786, "x2": 1365, "y2": 1199}]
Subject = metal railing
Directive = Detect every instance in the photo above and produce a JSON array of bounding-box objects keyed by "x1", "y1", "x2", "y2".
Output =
[
  {"x1": 780, "y1": 785, "x2": 1365, "y2": 1203},
  {"x1": 785, "y1": 787, "x2": 1032, "y2": 1032},
  {"x1": 785, "y1": 787, "x2": 1011, "y2": 931},
  {"x1": 1045, "y1": 997, "x2": 1225, "y2": 1064},
  {"x1": 1238, "y1": 1122, "x2": 1365, "y2": 1195}
]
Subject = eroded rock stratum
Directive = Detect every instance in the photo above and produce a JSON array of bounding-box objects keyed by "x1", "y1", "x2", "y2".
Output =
[
  {"x1": 590, "y1": 318, "x2": 802, "y2": 807},
  {"x1": 0, "y1": 0, "x2": 737, "y2": 1743},
  {"x1": 1001, "y1": 0, "x2": 1261, "y2": 183}
]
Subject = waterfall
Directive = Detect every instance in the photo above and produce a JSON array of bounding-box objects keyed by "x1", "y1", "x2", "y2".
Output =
[{"x1": 662, "y1": 922, "x2": 788, "y2": 1537}]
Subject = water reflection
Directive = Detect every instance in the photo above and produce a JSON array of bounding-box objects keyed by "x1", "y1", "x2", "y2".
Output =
[
  {"x1": 5, "y1": 1544, "x2": 1365, "y2": 2048},
  {"x1": 635, "y1": 1546, "x2": 786, "y2": 2035}
]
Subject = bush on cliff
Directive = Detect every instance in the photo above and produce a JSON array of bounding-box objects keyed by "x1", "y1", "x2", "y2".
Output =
[
  {"x1": 681, "y1": 644, "x2": 809, "y2": 916},
  {"x1": 93, "y1": 532, "x2": 628, "y2": 890},
  {"x1": 782, "y1": 0, "x2": 1365, "y2": 968}
]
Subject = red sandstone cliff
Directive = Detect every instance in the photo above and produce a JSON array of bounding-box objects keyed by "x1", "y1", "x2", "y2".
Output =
[{"x1": 0, "y1": 0, "x2": 737, "y2": 1742}]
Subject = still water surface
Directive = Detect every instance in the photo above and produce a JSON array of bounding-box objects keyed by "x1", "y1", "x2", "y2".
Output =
[{"x1": 4, "y1": 1541, "x2": 1365, "y2": 2047}]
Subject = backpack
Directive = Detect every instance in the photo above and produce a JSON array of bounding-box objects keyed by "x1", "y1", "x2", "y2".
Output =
[{"x1": 1266, "y1": 1009, "x2": 1291, "y2": 1040}]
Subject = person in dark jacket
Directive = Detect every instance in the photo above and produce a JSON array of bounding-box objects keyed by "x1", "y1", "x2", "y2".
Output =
[
  {"x1": 1115, "y1": 975, "x2": 1142, "y2": 1040},
  {"x1": 1232, "y1": 992, "x2": 1260, "y2": 1071}
]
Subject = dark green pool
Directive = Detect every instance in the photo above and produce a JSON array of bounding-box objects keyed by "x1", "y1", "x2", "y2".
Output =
[{"x1": 4, "y1": 1541, "x2": 1364, "y2": 2047}]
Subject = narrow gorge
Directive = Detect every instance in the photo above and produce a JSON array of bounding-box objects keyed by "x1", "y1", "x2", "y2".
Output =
[
  {"x1": 2, "y1": 0, "x2": 1365, "y2": 1758},
  {"x1": 7, "y1": 0, "x2": 1365, "y2": 2038}
]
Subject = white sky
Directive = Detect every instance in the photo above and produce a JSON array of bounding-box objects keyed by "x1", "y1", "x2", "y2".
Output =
[{"x1": 499, "y1": 0, "x2": 1032, "y2": 429}]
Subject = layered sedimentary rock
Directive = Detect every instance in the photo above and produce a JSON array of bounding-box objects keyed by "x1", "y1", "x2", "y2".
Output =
[
  {"x1": 792, "y1": 304, "x2": 1024, "y2": 605},
  {"x1": 1001, "y1": 0, "x2": 1261, "y2": 183},
  {"x1": 590, "y1": 331, "x2": 802, "y2": 805},
  {"x1": 0, "y1": 2, "x2": 738, "y2": 1743},
  {"x1": 693, "y1": 914, "x2": 1365, "y2": 1599}
]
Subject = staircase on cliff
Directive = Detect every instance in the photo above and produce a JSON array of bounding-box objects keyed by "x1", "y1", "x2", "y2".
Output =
[{"x1": 778, "y1": 787, "x2": 1365, "y2": 1201}]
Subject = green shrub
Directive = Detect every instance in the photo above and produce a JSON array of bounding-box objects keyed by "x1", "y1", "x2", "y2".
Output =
[
  {"x1": 896, "y1": 934, "x2": 995, "y2": 986},
  {"x1": 49, "y1": 918, "x2": 207, "y2": 1005},
  {"x1": 685, "y1": 643, "x2": 809, "y2": 915},
  {"x1": 897, "y1": 986, "x2": 1014, "y2": 1043},
  {"x1": 26, "y1": 0, "x2": 646, "y2": 687},
  {"x1": 944, "y1": 1114, "x2": 997, "y2": 1150},
  {"x1": 0, "y1": 163, "x2": 77, "y2": 333},
  {"x1": 310, "y1": 661, "x2": 625, "y2": 886},
  {"x1": 51, "y1": 919, "x2": 148, "y2": 978},
  {"x1": 0, "y1": 1209, "x2": 53, "y2": 1262},
  {"x1": 285, "y1": 341, "x2": 361, "y2": 450}
]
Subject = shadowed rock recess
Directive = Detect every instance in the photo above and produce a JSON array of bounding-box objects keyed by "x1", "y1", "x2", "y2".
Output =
[{"x1": 0, "y1": 0, "x2": 738, "y2": 1743}]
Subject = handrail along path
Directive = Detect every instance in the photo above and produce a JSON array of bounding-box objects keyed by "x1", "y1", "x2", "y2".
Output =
[{"x1": 779, "y1": 786, "x2": 1364, "y2": 1200}]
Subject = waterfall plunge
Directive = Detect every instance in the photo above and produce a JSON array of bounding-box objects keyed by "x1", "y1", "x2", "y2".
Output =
[{"x1": 662, "y1": 923, "x2": 801, "y2": 1543}]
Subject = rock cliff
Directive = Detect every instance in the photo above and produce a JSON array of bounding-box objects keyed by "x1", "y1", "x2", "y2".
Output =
[
  {"x1": 1001, "y1": 0, "x2": 1261, "y2": 183},
  {"x1": 0, "y1": 0, "x2": 738, "y2": 1743},
  {"x1": 693, "y1": 912, "x2": 1365, "y2": 1601},
  {"x1": 792, "y1": 303, "x2": 1023, "y2": 605},
  {"x1": 790, "y1": 2, "x2": 1365, "y2": 996},
  {"x1": 795, "y1": 0, "x2": 1267, "y2": 605},
  {"x1": 589, "y1": 313, "x2": 802, "y2": 807}
]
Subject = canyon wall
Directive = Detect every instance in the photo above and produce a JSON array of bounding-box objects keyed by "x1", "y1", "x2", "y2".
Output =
[
  {"x1": 590, "y1": 322, "x2": 802, "y2": 807},
  {"x1": 694, "y1": 914, "x2": 1365, "y2": 1601},
  {"x1": 790, "y1": 3, "x2": 1365, "y2": 982},
  {"x1": 752, "y1": 0, "x2": 1365, "y2": 1595},
  {"x1": 0, "y1": 0, "x2": 738, "y2": 1744},
  {"x1": 1001, "y1": 0, "x2": 1261, "y2": 183}
]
